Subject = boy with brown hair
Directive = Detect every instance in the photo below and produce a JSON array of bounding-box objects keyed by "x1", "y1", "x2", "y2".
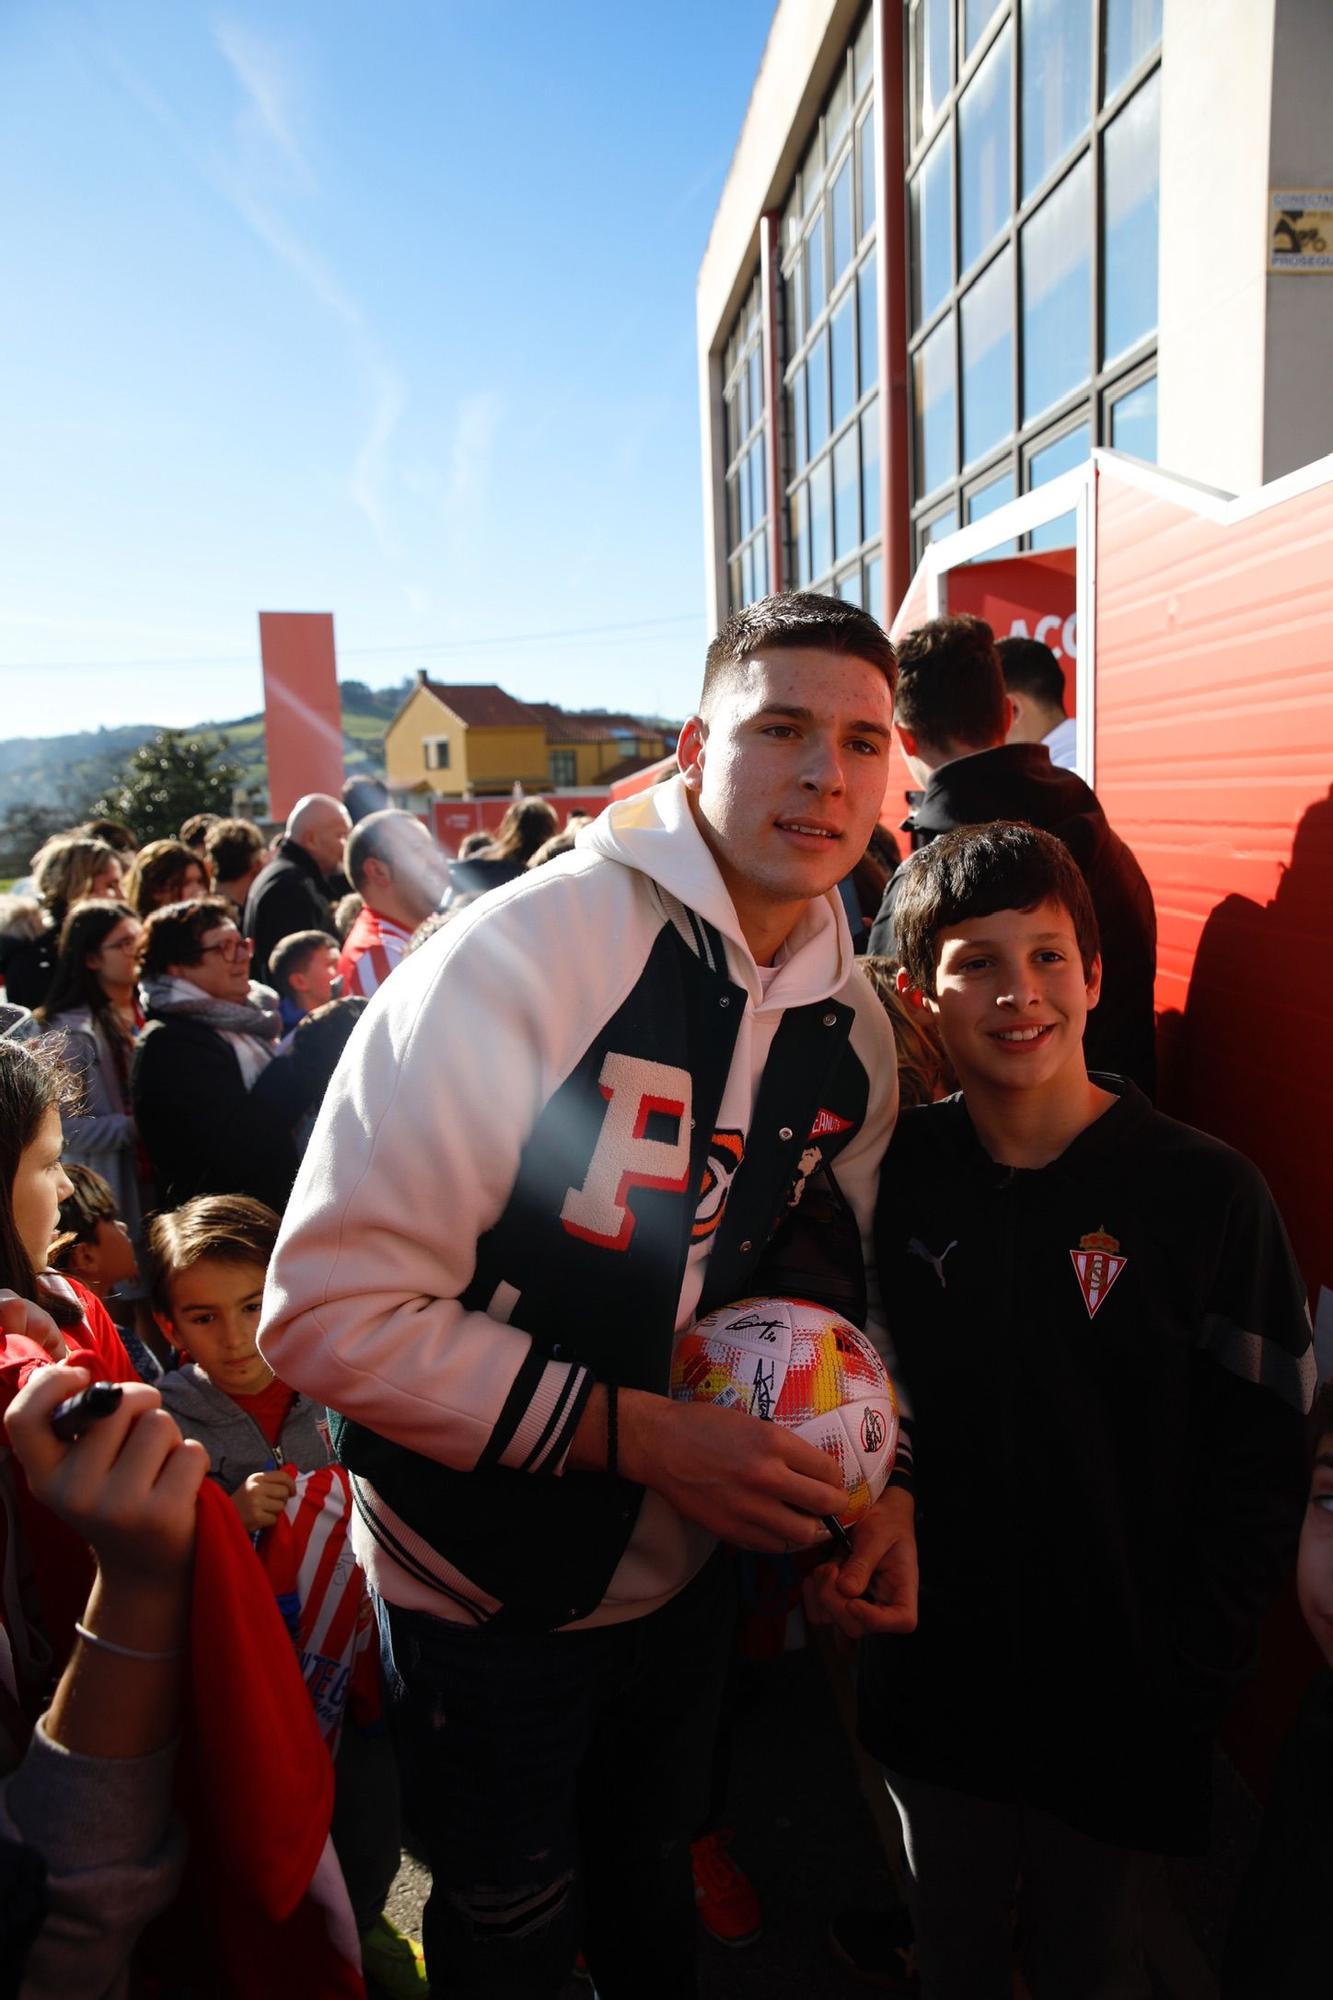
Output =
[{"x1": 814, "y1": 820, "x2": 1314, "y2": 1996}]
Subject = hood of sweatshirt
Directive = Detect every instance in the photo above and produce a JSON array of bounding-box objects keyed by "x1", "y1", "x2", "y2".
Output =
[
  {"x1": 579, "y1": 775, "x2": 854, "y2": 1012},
  {"x1": 909, "y1": 742, "x2": 1108, "y2": 843}
]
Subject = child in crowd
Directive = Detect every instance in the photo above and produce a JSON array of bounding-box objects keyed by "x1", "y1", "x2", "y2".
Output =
[
  {"x1": 149, "y1": 1193, "x2": 422, "y2": 1996},
  {"x1": 269, "y1": 929, "x2": 341, "y2": 1040},
  {"x1": 1222, "y1": 1380, "x2": 1333, "y2": 1998},
  {"x1": 49, "y1": 1162, "x2": 162, "y2": 1381},
  {"x1": 811, "y1": 822, "x2": 1314, "y2": 1997}
]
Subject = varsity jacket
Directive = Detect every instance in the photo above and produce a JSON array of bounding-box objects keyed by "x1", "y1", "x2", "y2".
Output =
[
  {"x1": 261, "y1": 778, "x2": 900, "y2": 1633},
  {"x1": 860, "y1": 1082, "x2": 1313, "y2": 1855}
]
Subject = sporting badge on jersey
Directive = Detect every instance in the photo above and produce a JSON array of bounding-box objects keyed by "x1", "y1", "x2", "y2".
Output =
[
  {"x1": 692, "y1": 1130, "x2": 745, "y2": 1241},
  {"x1": 809, "y1": 1107, "x2": 854, "y2": 1140},
  {"x1": 1070, "y1": 1226, "x2": 1127, "y2": 1320}
]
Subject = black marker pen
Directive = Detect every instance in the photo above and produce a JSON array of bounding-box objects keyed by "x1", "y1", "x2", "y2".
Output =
[{"x1": 49, "y1": 1382, "x2": 124, "y2": 1442}]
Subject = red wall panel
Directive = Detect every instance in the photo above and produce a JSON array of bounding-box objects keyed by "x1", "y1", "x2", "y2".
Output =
[{"x1": 259, "y1": 612, "x2": 345, "y2": 820}]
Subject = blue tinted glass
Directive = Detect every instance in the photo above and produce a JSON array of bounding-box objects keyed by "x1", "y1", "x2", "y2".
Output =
[
  {"x1": 836, "y1": 569, "x2": 863, "y2": 606},
  {"x1": 866, "y1": 554, "x2": 884, "y2": 625},
  {"x1": 966, "y1": 0, "x2": 1001, "y2": 56},
  {"x1": 859, "y1": 251, "x2": 879, "y2": 391},
  {"x1": 1109, "y1": 375, "x2": 1156, "y2": 460},
  {"x1": 1027, "y1": 420, "x2": 1088, "y2": 550},
  {"x1": 911, "y1": 129, "x2": 952, "y2": 328},
  {"x1": 749, "y1": 344, "x2": 763, "y2": 427},
  {"x1": 834, "y1": 428, "x2": 860, "y2": 559},
  {"x1": 831, "y1": 292, "x2": 856, "y2": 426},
  {"x1": 913, "y1": 314, "x2": 956, "y2": 498},
  {"x1": 739, "y1": 454, "x2": 752, "y2": 539},
  {"x1": 810, "y1": 457, "x2": 834, "y2": 581},
  {"x1": 741, "y1": 542, "x2": 754, "y2": 605},
  {"x1": 959, "y1": 24, "x2": 1012, "y2": 271},
  {"x1": 861, "y1": 399, "x2": 881, "y2": 544},
  {"x1": 726, "y1": 473, "x2": 739, "y2": 550},
  {"x1": 1102, "y1": 72, "x2": 1160, "y2": 363},
  {"x1": 753, "y1": 528, "x2": 768, "y2": 600},
  {"x1": 858, "y1": 109, "x2": 877, "y2": 240},
  {"x1": 1022, "y1": 155, "x2": 1090, "y2": 419},
  {"x1": 807, "y1": 332, "x2": 831, "y2": 456},
  {"x1": 789, "y1": 369, "x2": 807, "y2": 471},
  {"x1": 966, "y1": 469, "x2": 1017, "y2": 556},
  {"x1": 1104, "y1": 0, "x2": 1161, "y2": 99},
  {"x1": 789, "y1": 481, "x2": 810, "y2": 587},
  {"x1": 832, "y1": 158, "x2": 854, "y2": 280},
  {"x1": 1021, "y1": 0, "x2": 1092, "y2": 200},
  {"x1": 922, "y1": 506, "x2": 959, "y2": 546},
  {"x1": 785, "y1": 262, "x2": 804, "y2": 350},
  {"x1": 915, "y1": 0, "x2": 950, "y2": 141},
  {"x1": 961, "y1": 246, "x2": 1013, "y2": 465},
  {"x1": 806, "y1": 212, "x2": 827, "y2": 320}
]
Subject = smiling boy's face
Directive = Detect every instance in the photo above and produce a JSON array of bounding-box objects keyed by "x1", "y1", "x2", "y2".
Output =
[
  {"x1": 914, "y1": 897, "x2": 1100, "y2": 1097},
  {"x1": 1298, "y1": 1426, "x2": 1333, "y2": 1667}
]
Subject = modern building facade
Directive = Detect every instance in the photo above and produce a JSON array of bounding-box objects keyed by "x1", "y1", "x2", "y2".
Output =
[{"x1": 697, "y1": 0, "x2": 1333, "y2": 632}]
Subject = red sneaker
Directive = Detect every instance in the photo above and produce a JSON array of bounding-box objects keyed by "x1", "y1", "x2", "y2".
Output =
[{"x1": 690, "y1": 1829, "x2": 762, "y2": 1947}]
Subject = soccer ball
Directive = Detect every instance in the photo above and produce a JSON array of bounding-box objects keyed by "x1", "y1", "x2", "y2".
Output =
[{"x1": 670, "y1": 1296, "x2": 898, "y2": 1525}]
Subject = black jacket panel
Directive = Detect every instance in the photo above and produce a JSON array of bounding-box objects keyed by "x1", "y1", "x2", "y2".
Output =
[
  {"x1": 868, "y1": 743, "x2": 1158, "y2": 1093},
  {"x1": 860, "y1": 1083, "x2": 1311, "y2": 1853},
  {"x1": 242, "y1": 839, "x2": 337, "y2": 986},
  {"x1": 130, "y1": 1015, "x2": 299, "y2": 1215}
]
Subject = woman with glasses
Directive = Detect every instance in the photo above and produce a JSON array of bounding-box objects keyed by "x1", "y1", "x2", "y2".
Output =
[
  {"x1": 128, "y1": 897, "x2": 298, "y2": 1213},
  {"x1": 14, "y1": 899, "x2": 150, "y2": 1253}
]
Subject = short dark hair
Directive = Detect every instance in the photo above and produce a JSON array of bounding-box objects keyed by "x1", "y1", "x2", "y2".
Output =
[
  {"x1": 997, "y1": 636, "x2": 1066, "y2": 713},
  {"x1": 144, "y1": 1193, "x2": 280, "y2": 1317},
  {"x1": 894, "y1": 616, "x2": 1007, "y2": 753},
  {"x1": 204, "y1": 817, "x2": 265, "y2": 881},
  {"x1": 137, "y1": 896, "x2": 236, "y2": 980},
  {"x1": 342, "y1": 775, "x2": 390, "y2": 823},
  {"x1": 78, "y1": 817, "x2": 139, "y2": 854},
  {"x1": 344, "y1": 810, "x2": 420, "y2": 893},
  {"x1": 701, "y1": 590, "x2": 898, "y2": 714},
  {"x1": 180, "y1": 813, "x2": 220, "y2": 853},
  {"x1": 1311, "y1": 1380, "x2": 1333, "y2": 1462},
  {"x1": 50, "y1": 1163, "x2": 119, "y2": 1268},
  {"x1": 126, "y1": 839, "x2": 207, "y2": 917},
  {"x1": 269, "y1": 928, "x2": 334, "y2": 999},
  {"x1": 893, "y1": 821, "x2": 1100, "y2": 996}
]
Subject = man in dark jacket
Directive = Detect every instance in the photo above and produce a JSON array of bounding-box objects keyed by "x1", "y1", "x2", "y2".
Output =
[
  {"x1": 243, "y1": 793, "x2": 350, "y2": 986},
  {"x1": 866, "y1": 615, "x2": 1158, "y2": 1092}
]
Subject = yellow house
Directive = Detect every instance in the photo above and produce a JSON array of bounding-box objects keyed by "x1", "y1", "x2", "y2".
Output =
[
  {"x1": 524, "y1": 703, "x2": 672, "y2": 789},
  {"x1": 384, "y1": 677, "x2": 549, "y2": 799}
]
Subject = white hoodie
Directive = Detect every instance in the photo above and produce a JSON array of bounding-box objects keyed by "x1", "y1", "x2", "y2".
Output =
[{"x1": 260, "y1": 777, "x2": 898, "y2": 1626}]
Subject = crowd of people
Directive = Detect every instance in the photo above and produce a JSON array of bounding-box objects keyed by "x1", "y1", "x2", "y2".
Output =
[{"x1": 0, "y1": 596, "x2": 1325, "y2": 1999}]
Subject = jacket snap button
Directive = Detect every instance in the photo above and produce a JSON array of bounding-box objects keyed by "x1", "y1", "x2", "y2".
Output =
[
  {"x1": 822, "y1": 1011, "x2": 837, "y2": 1027},
  {"x1": 719, "y1": 995, "x2": 730, "y2": 1008},
  {"x1": 778, "y1": 1126, "x2": 793, "y2": 1141},
  {"x1": 740, "y1": 1239, "x2": 753, "y2": 1253},
  {"x1": 552, "y1": 1344, "x2": 562, "y2": 1356}
]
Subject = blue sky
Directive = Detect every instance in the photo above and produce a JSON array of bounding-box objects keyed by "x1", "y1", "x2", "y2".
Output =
[{"x1": 0, "y1": 0, "x2": 774, "y2": 742}]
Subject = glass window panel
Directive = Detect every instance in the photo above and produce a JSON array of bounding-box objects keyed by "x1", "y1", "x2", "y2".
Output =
[
  {"x1": 910, "y1": 128, "x2": 952, "y2": 327},
  {"x1": 789, "y1": 369, "x2": 808, "y2": 472},
  {"x1": 859, "y1": 251, "x2": 879, "y2": 391},
  {"x1": 1102, "y1": 71, "x2": 1160, "y2": 363},
  {"x1": 959, "y1": 24, "x2": 1012, "y2": 271},
  {"x1": 748, "y1": 345, "x2": 763, "y2": 429},
  {"x1": 836, "y1": 568, "x2": 863, "y2": 605},
  {"x1": 861, "y1": 398, "x2": 881, "y2": 545},
  {"x1": 810, "y1": 457, "x2": 834, "y2": 581},
  {"x1": 739, "y1": 454, "x2": 752, "y2": 540},
  {"x1": 966, "y1": 469, "x2": 1017, "y2": 556},
  {"x1": 784, "y1": 262, "x2": 803, "y2": 351},
  {"x1": 1027, "y1": 420, "x2": 1088, "y2": 550},
  {"x1": 960, "y1": 246, "x2": 1013, "y2": 466},
  {"x1": 912, "y1": 313, "x2": 956, "y2": 499},
  {"x1": 1021, "y1": 0, "x2": 1092, "y2": 200},
  {"x1": 726, "y1": 473, "x2": 739, "y2": 550},
  {"x1": 737, "y1": 366, "x2": 750, "y2": 440},
  {"x1": 965, "y1": 0, "x2": 1001, "y2": 57},
  {"x1": 912, "y1": 0, "x2": 950, "y2": 144},
  {"x1": 784, "y1": 184, "x2": 803, "y2": 255},
  {"x1": 729, "y1": 559, "x2": 742, "y2": 611},
  {"x1": 1109, "y1": 374, "x2": 1156, "y2": 460},
  {"x1": 1021, "y1": 155, "x2": 1091, "y2": 419},
  {"x1": 854, "y1": 10, "x2": 875, "y2": 98},
  {"x1": 741, "y1": 541, "x2": 754, "y2": 606},
  {"x1": 828, "y1": 66, "x2": 851, "y2": 150},
  {"x1": 921, "y1": 505, "x2": 959, "y2": 550},
  {"x1": 803, "y1": 131, "x2": 823, "y2": 213},
  {"x1": 725, "y1": 393, "x2": 738, "y2": 466},
  {"x1": 866, "y1": 554, "x2": 884, "y2": 626},
  {"x1": 789, "y1": 481, "x2": 811, "y2": 588},
  {"x1": 858, "y1": 108, "x2": 877, "y2": 240},
  {"x1": 806, "y1": 211, "x2": 827, "y2": 321},
  {"x1": 807, "y1": 331, "x2": 831, "y2": 457},
  {"x1": 750, "y1": 440, "x2": 766, "y2": 532},
  {"x1": 832, "y1": 158, "x2": 854, "y2": 280},
  {"x1": 1104, "y1": 0, "x2": 1161, "y2": 100},
  {"x1": 753, "y1": 527, "x2": 768, "y2": 601},
  {"x1": 831, "y1": 291, "x2": 857, "y2": 427},
  {"x1": 834, "y1": 427, "x2": 860, "y2": 560}
]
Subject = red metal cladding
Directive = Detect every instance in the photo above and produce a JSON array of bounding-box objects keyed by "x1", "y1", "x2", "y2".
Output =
[{"x1": 259, "y1": 612, "x2": 344, "y2": 819}]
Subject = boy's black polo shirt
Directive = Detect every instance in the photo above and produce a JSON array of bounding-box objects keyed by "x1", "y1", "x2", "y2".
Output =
[{"x1": 863, "y1": 1079, "x2": 1312, "y2": 1854}]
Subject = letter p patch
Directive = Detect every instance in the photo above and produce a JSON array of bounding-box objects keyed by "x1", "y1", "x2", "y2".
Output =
[{"x1": 560, "y1": 1053, "x2": 692, "y2": 1251}]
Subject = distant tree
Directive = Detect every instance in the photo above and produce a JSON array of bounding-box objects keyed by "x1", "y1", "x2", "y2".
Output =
[
  {"x1": 89, "y1": 729, "x2": 244, "y2": 846},
  {"x1": 0, "y1": 802, "x2": 71, "y2": 879}
]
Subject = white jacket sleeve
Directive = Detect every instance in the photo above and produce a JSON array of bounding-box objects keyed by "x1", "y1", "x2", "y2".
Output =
[{"x1": 259, "y1": 876, "x2": 626, "y2": 1476}]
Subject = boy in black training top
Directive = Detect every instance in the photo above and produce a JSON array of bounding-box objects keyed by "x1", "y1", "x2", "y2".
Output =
[{"x1": 815, "y1": 821, "x2": 1314, "y2": 1996}]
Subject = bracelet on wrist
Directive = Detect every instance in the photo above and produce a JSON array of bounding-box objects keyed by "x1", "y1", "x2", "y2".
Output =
[{"x1": 74, "y1": 1621, "x2": 182, "y2": 1664}]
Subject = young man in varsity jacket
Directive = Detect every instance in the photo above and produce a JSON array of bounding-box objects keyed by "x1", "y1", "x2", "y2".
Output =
[{"x1": 260, "y1": 591, "x2": 916, "y2": 1999}]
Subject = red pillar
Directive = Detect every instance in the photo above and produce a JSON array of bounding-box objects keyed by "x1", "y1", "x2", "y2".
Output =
[{"x1": 258, "y1": 612, "x2": 345, "y2": 820}]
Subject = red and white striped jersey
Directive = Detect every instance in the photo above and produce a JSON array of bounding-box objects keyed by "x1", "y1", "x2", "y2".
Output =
[
  {"x1": 337, "y1": 904, "x2": 414, "y2": 999},
  {"x1": 257, "y1": 1463, "x2": 379, "y2": 1750}
]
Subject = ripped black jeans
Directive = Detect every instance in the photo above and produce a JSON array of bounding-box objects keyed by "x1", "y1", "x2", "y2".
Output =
[{"x1": 381, "y1": 1550, "x2": 734, "y2": 1999}]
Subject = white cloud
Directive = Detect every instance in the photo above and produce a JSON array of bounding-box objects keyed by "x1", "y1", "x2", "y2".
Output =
[{"x1": 213, "y1": 16, "x2": 316, "y2": 192}]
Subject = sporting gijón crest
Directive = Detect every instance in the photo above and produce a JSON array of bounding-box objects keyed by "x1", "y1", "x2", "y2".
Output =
[{"x1": 1070, "y1": 1226, "x2": 1127, "y2": 1320}]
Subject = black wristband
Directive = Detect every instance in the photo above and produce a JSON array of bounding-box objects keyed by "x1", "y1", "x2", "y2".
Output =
[{"x1": 606, "y1": 1382, "x2": 619, "y2": 1479}]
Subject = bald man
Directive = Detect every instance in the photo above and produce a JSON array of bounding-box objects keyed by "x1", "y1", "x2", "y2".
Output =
[{"x1": 243, "y1": 792, "x2": 351, "y2": 986}]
